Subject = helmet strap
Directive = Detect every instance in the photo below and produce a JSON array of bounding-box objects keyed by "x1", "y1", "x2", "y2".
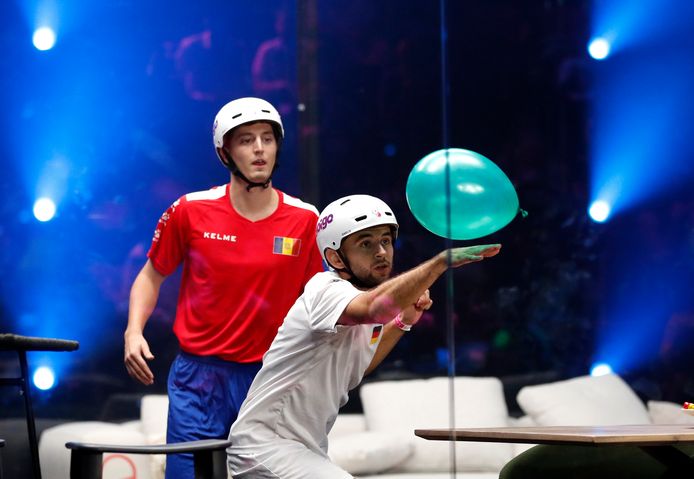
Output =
[
  {"x1": 223, "y1": 150, "x2": 273, "y2": 191},
  {"x1": 336, "y1": 250, "x2": 378, "y2": 289},
  {"x1": 233, "y1": 169, "x2": 271, "y2": 191}
]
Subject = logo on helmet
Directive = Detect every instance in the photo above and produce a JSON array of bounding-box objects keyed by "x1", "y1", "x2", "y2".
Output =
[{"x1": 316, "y1": 214, "x2": 334, "y2": 233}]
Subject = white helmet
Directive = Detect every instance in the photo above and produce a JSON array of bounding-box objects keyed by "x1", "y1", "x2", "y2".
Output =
[
  {"x1": 212, "y1": 97, "x2": 284, "y2": 163},
  {"x1": 317, "y1": 195, "x2": 399, "y2": 267}
]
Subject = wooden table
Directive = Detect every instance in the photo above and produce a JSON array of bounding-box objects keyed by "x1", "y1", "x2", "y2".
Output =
[{"x1": 415, "y1": 425, "x2": 694, "y2": 472}]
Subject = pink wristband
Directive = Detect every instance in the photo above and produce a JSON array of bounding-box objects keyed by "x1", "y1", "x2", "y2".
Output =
[{"x1": 393, "y1": 314, "x2": 412, "y2": 331}]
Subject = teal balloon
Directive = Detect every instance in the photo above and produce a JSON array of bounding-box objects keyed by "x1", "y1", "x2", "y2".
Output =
[{"x1": 406, "y1": 148, "x2": 519, "y2": 240}]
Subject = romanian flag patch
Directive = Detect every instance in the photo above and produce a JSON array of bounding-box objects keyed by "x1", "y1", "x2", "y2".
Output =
[
  {"x1": 370, "y1": 325, "x2": 383, "y2": 345},
  {"x1": 273, "y1": 237, "x2": 301, "y2": 256}
]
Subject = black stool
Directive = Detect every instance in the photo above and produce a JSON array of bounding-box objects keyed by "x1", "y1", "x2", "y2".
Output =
[
  {"x1": 0, "y1": 438, "x2": 5, "y2": 479},
  {"x1": 66, "y1": 439, "x2": 231, "y2": 479},
  {"x1": 0, "y1": 334, "x2": 79, "y2": 479}
]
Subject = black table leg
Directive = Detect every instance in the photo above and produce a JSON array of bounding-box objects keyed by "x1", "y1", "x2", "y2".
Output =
[{"x1": 18, "y1": 351, "x2": 42, "y2": 479}]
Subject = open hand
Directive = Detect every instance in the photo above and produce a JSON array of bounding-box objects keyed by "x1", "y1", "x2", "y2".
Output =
[
  {"x1": 445, "y1": 244, "x2": 501, "y2": 268},
  {"x1": 124, "y1": 332, "x2": 155, "y2": 385}
]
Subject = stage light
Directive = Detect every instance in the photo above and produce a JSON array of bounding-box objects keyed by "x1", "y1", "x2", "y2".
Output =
[
  {"x1": 588, "y1": 200, "x2": 611, "y2": 223},
  {"x1": 33, "y1": 27, "x2": 56, "y2": 51},
  {"x1": 33, "y1": 366, "x2": 56, "y2": 390},
  {"x1": 588, "y1": 37, "x2": 611, "y2": 60},
  {"x1": 33, "y1": 197, "x2": 56, "y2": 222},
  {"x1": 590, "y1": 363, "x2": 613, "y2": 377}
]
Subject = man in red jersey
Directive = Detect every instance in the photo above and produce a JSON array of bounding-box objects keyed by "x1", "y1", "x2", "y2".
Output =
[{"x1": 123, "y1": 97, "x2": 324, "y2": 479}]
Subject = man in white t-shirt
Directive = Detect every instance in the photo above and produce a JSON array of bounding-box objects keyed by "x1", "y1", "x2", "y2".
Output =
[{"x1": 227, "y1": 194, "x2": 501, "y2": 478}]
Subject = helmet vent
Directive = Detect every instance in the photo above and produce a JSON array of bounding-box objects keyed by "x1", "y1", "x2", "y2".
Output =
[
  {"x1": 261, "y1": 109, "x2": 271, "y2": 113},
  {"x1": 354, "y1": 215, "x2": 367, "y2": 222},
  {"x1": 232, "y1": 113, "x2": 242, "y2": 119},
  {"x1": 385, "y1": 212, "x2": 393, "y2": 216},
  {"x1": 339, "y1": 199, "x2": 352, "y2": 206}
]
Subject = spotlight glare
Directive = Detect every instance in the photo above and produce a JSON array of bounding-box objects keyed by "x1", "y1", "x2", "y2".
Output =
[
  {"x1": 588, "y1": 37, "x2": 611, "y2": 60},
  {"x1": 33, "y1": 366, "x2": 56, "y2": 390},
  {"x1": 588, "y1": 200, "x2": 611, "y2": 223},
  {"x1": 33, "y1": 197, "x2": 57, "y2": 222},
  {"x1": 590, "y1": 363, "x2": 613, "y2": 377},
  {"x1": 33, "y1": 27, "x2": 56, "y2": 51}
]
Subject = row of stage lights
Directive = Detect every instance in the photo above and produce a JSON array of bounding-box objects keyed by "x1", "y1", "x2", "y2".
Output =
[
  {"x1": 32, "y1": 27, "x2": 56, "y2": 223},
  {"x1": 586, "y1": 36, "x2": 612, "y2": 223},
  {"x1": 29, "y1": 27, "x2": 615, "y2": 60},
  {"x1": 29, "y1": 362, "x2": 614, "y2": 392},
  {"x1": 27, "y1": 26, "x2": 615, "y2": 227}
]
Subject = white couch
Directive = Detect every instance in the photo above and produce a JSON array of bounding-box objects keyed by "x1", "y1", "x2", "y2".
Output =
[{"x1": 39, "y1": 374, "x2": 690, "y2": 478}]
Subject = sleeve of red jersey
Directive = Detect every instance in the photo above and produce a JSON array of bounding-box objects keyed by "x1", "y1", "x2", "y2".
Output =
[{"x1": 147, "y1": 197, "x2": 188, "y2": 276}]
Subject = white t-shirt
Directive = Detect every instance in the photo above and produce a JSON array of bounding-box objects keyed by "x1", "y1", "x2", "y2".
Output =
[{"x1": 228, "y1": 271, "x2": 384, "y2": 458}]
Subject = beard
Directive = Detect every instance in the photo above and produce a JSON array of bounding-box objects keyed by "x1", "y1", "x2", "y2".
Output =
[
  {"x1": 339, "y1": 251, "x2": 392, "y2": 289},
  {"x1": 352, "y1": 274, "x2": 384, "y2": 289},
  {"x1": 351, "y1": 263, "x2": 391, "y2": 289}
]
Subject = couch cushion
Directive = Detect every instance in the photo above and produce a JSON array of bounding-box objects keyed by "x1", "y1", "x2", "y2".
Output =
[
  {"x1": 329, "y1": 413, "x2": 368, "y2": 438},
  {"x1": 140, "y1": 394, "x2": 169, "y2": 444},
  {"x1": 360, "y1": 377, "x2": 512, "y2": 473},
  {"x1": 39, "y1": 421, "x2": 153, "y2": 479},
  {"x1": 648, "y1": 400, "x2": 694, "y2": 425},
  {"x1": 329, "y1": 431, "x2": 414, "y2": 475},
  {"x1": 516, "y1": 374, "x2": 650, "y2": 426}
]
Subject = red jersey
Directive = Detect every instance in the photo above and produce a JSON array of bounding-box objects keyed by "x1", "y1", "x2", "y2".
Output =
[{"x1": 147, "y1": 184, "x2": 324, "y2": 362}]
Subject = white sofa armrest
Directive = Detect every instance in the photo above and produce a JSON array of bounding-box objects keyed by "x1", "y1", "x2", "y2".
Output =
[
  {"x1": 39, "y1": 421, "x2": 152, "y2": 479},
  {"x1": 140, "y1": 394, "x2": 169, "y2": 443}
]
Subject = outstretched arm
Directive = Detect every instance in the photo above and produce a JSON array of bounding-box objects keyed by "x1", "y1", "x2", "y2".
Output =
[
  {"x1": 124, "y1": 260, "x2": 167, "y2": 385},
  {"x1": 340, "y1": 244, "x2": 501, "y2": 325},
  {"x1": 364, "y1": 290, "x2": 433, "y2": 375}
]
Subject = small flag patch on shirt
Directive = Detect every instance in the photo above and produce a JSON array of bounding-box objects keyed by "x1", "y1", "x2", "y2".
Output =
[
  {"x1": 370, "y1": 325, "x2": 383, "y2": 345},
  {"x1": 273, "y1": 236, "x2": 301, "y2": 256}
]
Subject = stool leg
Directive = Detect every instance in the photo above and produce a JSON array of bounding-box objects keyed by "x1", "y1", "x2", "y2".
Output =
[
  {"x1": 18, "y1": 351, "x2": 41, "y2": 479},
  {"x1": 192, "y1": 449, "x2": 228, "y2": 479},
  {"x1": 211, "y1": 449, "x2": 228, "y2": 479},
  {"x1": 70, "y1": 449, "x2": 103, "y2": 479}
]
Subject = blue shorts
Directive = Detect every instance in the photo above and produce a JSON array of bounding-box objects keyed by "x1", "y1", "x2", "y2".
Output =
[{"x1": 165, "y1": 351, "x2": 261, "y2": 479}]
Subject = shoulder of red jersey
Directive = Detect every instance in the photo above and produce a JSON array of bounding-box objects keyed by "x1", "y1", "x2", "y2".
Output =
[
  {"x1": 184, "y1": 185, "x2": 227, "y2": 202},
  {"x1": 282, "y1": 192, "x2": 319, "y2": 217}
]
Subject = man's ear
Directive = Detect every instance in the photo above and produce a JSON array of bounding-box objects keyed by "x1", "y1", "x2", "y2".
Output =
[
  {"x1": 217, "y1": 148, "x2": 229, "y2": 166},
  {"x1": 325, "y1": 248, "x2": 344, "y2": 270},
  {"x1": 217, "y1": 148, "x2": 232, "y2": 168}
]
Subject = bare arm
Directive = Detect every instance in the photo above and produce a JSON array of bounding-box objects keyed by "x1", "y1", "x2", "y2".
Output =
[
  {"x1": 364, "y1": 290, "x2": 433, "y2": 375},
  {"x1": 340, "y1": 244, "x2": 501, "y2": 325},
  {"x1": 124, "y1": 260, "x2": 167, "y2": 385}
]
